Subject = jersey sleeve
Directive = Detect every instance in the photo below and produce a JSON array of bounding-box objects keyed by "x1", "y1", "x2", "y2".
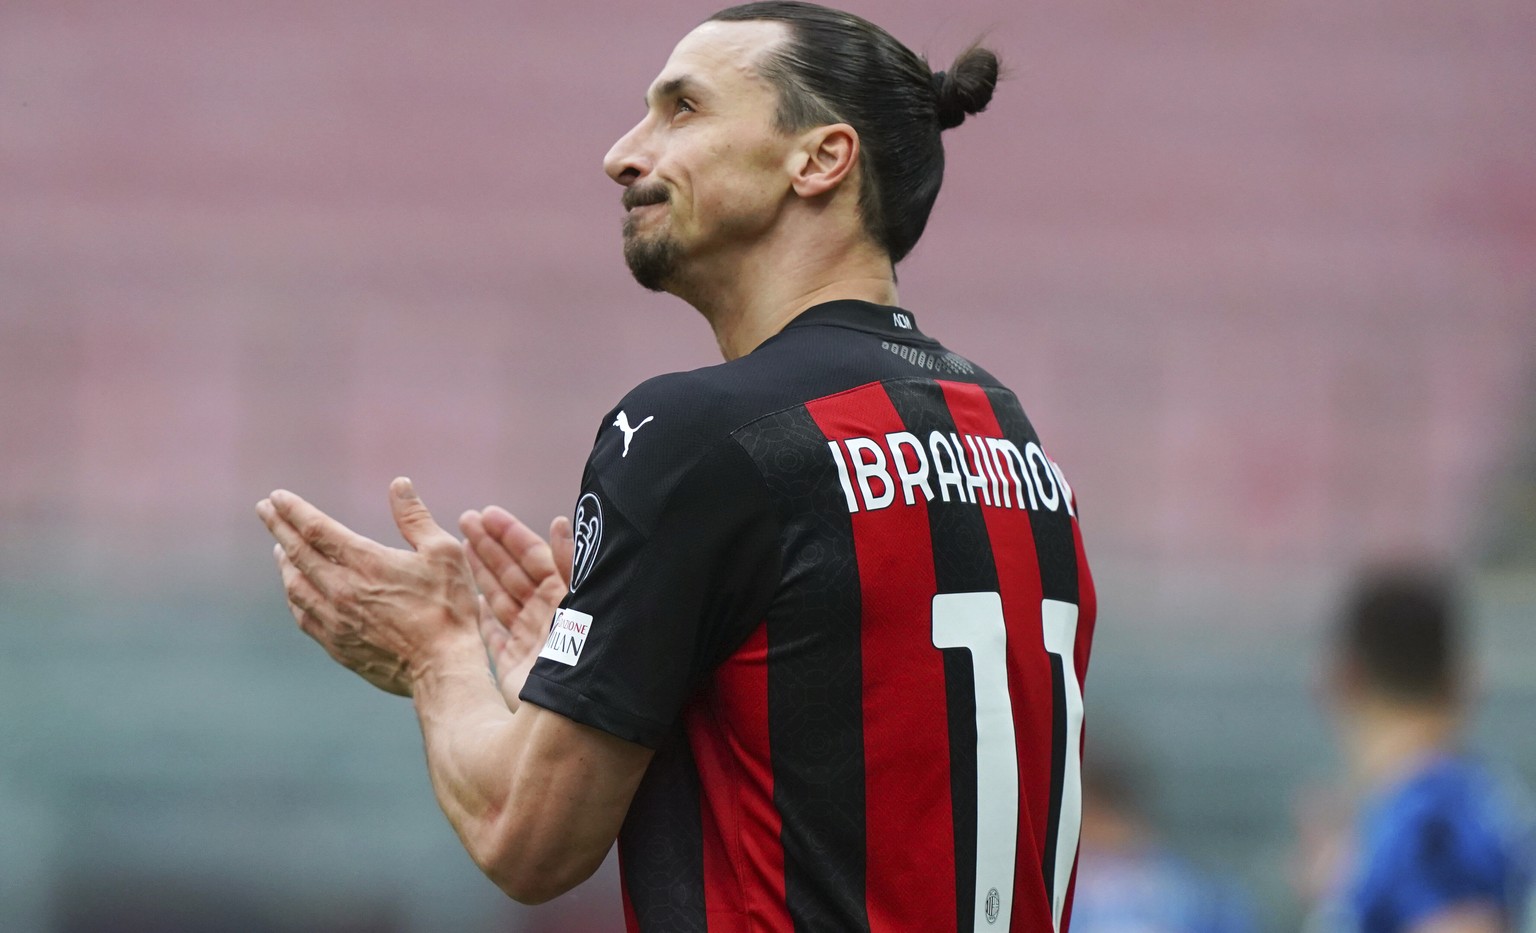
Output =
[
  {"x1": 518, "y1": 387, "x2": 780, "y2": 748},
  {"x1": 1376, "y1": 810, "x2": 1509, "y2": 927}
]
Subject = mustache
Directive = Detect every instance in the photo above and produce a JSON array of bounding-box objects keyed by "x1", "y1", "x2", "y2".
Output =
[{"x1": 622, "y1": 184, "x2": 670, "y2": 211}]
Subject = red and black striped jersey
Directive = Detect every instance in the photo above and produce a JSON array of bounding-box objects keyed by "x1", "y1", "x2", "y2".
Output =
[{"x1": 521, "y1": 299, "x2": 1096, "y2": 933}]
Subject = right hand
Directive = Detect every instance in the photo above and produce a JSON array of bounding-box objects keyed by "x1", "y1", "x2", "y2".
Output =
[{"x1": 458, "y1": 506, "x2": 574, "y2": 710}]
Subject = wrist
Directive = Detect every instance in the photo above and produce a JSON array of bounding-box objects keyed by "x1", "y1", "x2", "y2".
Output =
[{"x1": 409, "y1": 630, "x2": 494, "y2": 702}]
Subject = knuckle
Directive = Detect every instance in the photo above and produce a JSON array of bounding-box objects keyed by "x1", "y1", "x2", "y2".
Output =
[
  {"x1": 290, "y1": 605, "x2": 316, "y2": 634},
  {"x1": 300, "y1": 519, "x2": 325, "y2": 544}
]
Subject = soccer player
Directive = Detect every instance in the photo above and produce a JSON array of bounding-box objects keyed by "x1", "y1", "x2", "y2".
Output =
[
  {"x1": 1305, "y1": 566, "x2": 1535, "y2": 933},
  {"x1": 256, "y1": 3, "x2": 1096, "y2": 931},
  {"x1": 1071, "y1": 741, "x2": 1256, "y2": 933}
]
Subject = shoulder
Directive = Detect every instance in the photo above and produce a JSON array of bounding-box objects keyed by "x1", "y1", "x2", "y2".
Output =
[
  {"x1": 612, "y1": 364, "x2": 752, "y2": 433},
  {"x1": 1366, "y1": 758, "x2": 1524, "y2": 884},
  {"x1": 582, "y1": 362, "x2": 775, "y2": 535},
  {"x1": 1396, "y1": 759, "x2": 1514, "y2": 831},
  {"x1": 597, "y1": 361, "x2": 773, "y2": 465}
]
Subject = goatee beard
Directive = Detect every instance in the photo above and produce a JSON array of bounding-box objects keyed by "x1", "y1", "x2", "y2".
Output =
[{"x1": 622, "y1": 216, "x2": 682, "y2": 293}]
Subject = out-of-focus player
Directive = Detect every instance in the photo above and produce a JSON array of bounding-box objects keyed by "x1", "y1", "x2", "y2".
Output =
[
  {"x1": 257, "y1": 3, "x2": 1096, "y2": 930},
  {"x1": 1303, "y1": 565, "x2": 1535, "y2": 933},
  {"x1": 1072, "y1": 739, "x2": 1257, "y2": 933}
]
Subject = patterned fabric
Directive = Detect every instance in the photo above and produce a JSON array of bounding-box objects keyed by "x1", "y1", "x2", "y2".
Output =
[{"x1": 520, "y1": 300, "x2": 1096, "y2": 932}]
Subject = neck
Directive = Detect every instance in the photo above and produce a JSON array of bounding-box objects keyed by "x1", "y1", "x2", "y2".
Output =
[
  {"x1": 668, "y1": 223, "x2": 899, "y2": 361},
  {"x1": 1342, "y1": 698, "x2": 1461, "y2": 791}
]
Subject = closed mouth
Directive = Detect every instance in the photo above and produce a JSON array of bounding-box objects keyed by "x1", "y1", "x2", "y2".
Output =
[{"x1": 622, "y1": 188, "x2": 669, "y2": 212}]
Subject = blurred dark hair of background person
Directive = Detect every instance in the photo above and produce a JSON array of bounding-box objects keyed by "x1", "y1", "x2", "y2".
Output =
[
  {"x1": 1071, "y1": 734, "x2": 1258, "y2": 933},
  {"x1": 1299, "y1": 564, "x2": 1536, "y2": 933}
]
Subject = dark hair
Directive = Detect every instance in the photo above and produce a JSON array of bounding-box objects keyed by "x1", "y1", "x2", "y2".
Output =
[
  {"x1": 709, "y1": 1, "x2": 999, "y2": 263},
  {"x1": 1336, "y1": 564, "x2": 1463, "y2": 704}
]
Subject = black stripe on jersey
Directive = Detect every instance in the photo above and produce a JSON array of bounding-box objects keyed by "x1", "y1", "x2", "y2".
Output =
[
  {"x1": 620, "y1": 725, "x2": 707, "y2": 933},
  {"x1": 982, "y1": 386, "x2": 1081, "y2": 905},
  {"x1": 885, "y1": 379, "x2": 1001, "y2": 933},
  {"x1": 735, "y1": 406, "x2": 871, "y2": 933}
]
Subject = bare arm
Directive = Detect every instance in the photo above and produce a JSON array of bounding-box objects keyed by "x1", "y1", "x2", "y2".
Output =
[
  {"x1": 411, "y1": 638, "x2": 652, "y2": 903},
  {"x1": 257, "y1": 480, "x2": 651, "y2": 903}
]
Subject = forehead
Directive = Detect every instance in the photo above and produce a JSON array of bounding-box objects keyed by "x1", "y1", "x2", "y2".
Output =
[{"x1": 648, "y1": 19, "x2": 788, "y2": 103}]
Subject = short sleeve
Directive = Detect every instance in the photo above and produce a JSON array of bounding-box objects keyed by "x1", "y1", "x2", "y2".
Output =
[
  {"x1": 1380, "y1": 811, "x2": 1508, "y2": 927},
  {"x1": 518, "y1": 409, "x2": 779, "y2": 748}
]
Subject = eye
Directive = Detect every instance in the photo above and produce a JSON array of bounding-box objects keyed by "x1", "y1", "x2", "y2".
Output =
[{"x1": 674, "y1": 99, "x2": 696, "y2": 116}]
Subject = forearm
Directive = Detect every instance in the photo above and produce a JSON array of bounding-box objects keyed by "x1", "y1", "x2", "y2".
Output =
[
  {"x1": 409, "y1": 638, "x2": 630, "y2": 903},
  {"x1": 498, "y1": 651, "x2": 542, "y2": 713},
  {"x1": 412, "y1": 636, "x2": 527, "y2": 867}
]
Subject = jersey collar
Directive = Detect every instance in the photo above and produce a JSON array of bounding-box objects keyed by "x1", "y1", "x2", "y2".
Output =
[{"x1": 782, "y1": 300, "x2": 927, "y2": 340}]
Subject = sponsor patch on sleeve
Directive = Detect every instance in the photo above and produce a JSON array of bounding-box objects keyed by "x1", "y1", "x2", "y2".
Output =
[{"x1": 538, "y1": 607, "x2": 594, "y2": 666}]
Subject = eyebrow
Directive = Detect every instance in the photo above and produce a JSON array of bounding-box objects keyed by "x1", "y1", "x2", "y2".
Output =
[{"x1": 645, "y1": 75, "x2": 702, "y2": 109}]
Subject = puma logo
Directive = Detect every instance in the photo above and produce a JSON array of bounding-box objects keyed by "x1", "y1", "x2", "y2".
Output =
[{"x1": 613, "y1": 411, "x2": 655, "y2": 457}]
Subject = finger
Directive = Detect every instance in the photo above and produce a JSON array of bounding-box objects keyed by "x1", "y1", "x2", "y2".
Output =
[
  {"x1": 485, "y1": 588, "x2": 521, "y2": 635},
  {"x1": 468, "y1": 515, "x2": 542, "y2": 605},
  {"x1": 549, "y1": 515, "x2": 574, "y2": 585},
  {"x1": 467, "y1": 530, "x2": 532, "y2": 602},
  {"x1": 486, "y1": 509, "x2": 560, "y2": 582},
  {"x1": 465, "y1": 538, "x2": 528, "y2": 623},
  {"x1": 264, "y1": 489, "x2": 375, "y2": 565},
  {"x1": 260, "y1": 499, "x2": 345, "y2": 593},
  {"x1": 458, "y1": 509, "x2": 486, "y2": 544},
  {"x1": 463, "y1": 536, "x2": 489, "y2": 585},
  {"x1": 389, "y1": 477, "x2": 456, "y2": 554},
  {"x1": 276, "y1": 544, "x2": 331, "y2": 640},
  {"x1": 464, "y1": 541, "x2": 524, "y2": 611},
  {"x1": 463, "y1": 510, "x2": 536, "y2": 597},
  {"x1": 460, "y1": 511, "x2": 502, "y2": 589}
]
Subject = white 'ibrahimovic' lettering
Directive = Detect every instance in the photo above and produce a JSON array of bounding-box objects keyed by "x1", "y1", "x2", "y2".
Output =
[{"x1": 826, "y1": 432, "x2": 1076, "y2": 517}]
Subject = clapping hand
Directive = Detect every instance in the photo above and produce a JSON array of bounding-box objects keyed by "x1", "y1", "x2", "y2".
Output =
[
  {"x1": 458, "y1": 507, "x2": 574, "y2": 710},
  {"x1": 257, "y1": 479, "x2": 481, "y2": 697}
]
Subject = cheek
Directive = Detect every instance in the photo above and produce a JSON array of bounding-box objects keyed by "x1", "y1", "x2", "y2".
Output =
[{"x1": 695, "y1": 138, "x2": 784, "y2": 219}]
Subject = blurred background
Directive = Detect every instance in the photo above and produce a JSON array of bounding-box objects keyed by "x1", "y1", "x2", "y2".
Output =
[{"x1": 2, "y1": 0, "x2": 1534, "y2": 929}]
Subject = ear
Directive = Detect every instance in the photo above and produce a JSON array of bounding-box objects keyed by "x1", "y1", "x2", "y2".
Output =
[{"x1": 787, "y1": 123, "x2": 858, "y2": 199}]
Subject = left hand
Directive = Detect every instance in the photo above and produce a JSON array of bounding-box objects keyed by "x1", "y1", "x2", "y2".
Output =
[
  {"x1": 256, "y1": 477, "x2": 481, "y2": 697},
  {"x1": 459, "y1": 507, "x2": 574, "y2": 709}
]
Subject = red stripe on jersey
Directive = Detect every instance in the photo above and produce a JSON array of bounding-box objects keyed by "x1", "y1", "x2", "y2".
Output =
[
  {"x1": 1071, "y1": 516, "x2": 1097, "y2": 692},
  {"x1": 806, "y1": 384, "x2": 957, "y2": 933},
  {"x1": 686, "y1": 620, "x2": 793, "y2": 931},
  {"x1": 937, "y1": 380, "x2": 1056, "y2": 930}
]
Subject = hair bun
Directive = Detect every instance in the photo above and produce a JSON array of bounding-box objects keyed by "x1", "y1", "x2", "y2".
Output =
[{"x1": 933, "y1": 44, "x2": 999, "y2": 130}]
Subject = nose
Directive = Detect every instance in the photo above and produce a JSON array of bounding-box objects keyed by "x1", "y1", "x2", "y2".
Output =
[{"x1": 603, "y1": 119, "x2": 651, "y2": 187}]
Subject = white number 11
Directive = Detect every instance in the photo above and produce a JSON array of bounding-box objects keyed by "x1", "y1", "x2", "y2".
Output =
[{"x1": 932, "y1": 593, "x2": 1082, "y2": 933}]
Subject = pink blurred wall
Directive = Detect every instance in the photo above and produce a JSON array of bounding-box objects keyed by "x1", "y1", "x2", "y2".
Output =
[{"x1": 2, "y1": 0, "x2": 1534, "y2": 587}]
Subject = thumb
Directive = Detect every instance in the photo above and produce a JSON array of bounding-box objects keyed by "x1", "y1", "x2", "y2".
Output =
[
  {"x1": 390, "y1": 477, "x2": 449, "y2": 551},
  {"x1": 549, "y1": 515, "x2": 574, "y2": 586}
]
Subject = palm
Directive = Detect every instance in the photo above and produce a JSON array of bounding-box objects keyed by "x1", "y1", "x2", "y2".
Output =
[{"x1": 459, "y1": 506, "x2": 574, "y2": 710}]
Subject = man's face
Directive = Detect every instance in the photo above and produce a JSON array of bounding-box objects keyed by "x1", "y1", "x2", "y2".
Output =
[{"x1": 603, "y1": 20, "x2": 797, "y2": 292}]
